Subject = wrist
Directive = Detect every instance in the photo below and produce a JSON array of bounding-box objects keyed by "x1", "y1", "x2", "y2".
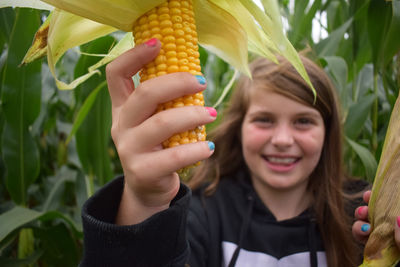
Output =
[{"x1": 115, "y1": 181, "x2": 178, "y2": 225}]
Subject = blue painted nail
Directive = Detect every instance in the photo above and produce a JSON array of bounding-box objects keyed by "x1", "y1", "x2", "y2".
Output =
[
  {"x1": 195, "y1": 75, "x2": 206, "y2": 85},
  {"x1": 208, "y1": 141, "x2": 215, "y2": 151},
  {"x1": 361, "y1": 224, "x2": 370, "y2": 232}
]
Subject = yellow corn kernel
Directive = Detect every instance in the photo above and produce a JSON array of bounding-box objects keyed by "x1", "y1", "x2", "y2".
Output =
[{"x1": 132, "y1": 0, "x2": 205, "y2": 156}]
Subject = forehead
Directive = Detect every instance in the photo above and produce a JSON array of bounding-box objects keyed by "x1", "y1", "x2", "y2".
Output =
[{"x1": 247, "y1": 88, "x2": 320, "y2": 115}]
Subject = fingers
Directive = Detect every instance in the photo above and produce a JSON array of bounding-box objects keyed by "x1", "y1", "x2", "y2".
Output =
[
  {"x1": 119, "y1": 72, "x2": 207, "y2": 129},
  {"x1": 126, "y1": 106, "x2": 217, "y2": 151},
  {"x1": 106, "y1": 38, "x2": 161, "y2": 109},
  {"x1": 353, "y1": 203, "x2": 370, "y2": 244},
  {"x1": 127, "y1": 141, "x2": 215, "y2": 180},
  {"x1": 353, "y1": 216, "x2": 400, "y2": 248},
  {"x1": 363, "y1": 190, "x2": 371, "y2": 204},
  {"x1": 355, "y1": 205, "x2": 368, "y2": 221},
  {"x1": 352, "y1": 220, "x2": 371, "y2": 244}
]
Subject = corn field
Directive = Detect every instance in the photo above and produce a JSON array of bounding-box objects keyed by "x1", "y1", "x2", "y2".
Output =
[{"x1": 0, "y1": 0, "x2": 399, "y2": 266}]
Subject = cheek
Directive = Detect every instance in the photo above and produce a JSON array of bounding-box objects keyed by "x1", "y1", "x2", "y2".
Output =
[
  {"x1": 298, "y1": 130, "x2": 325, "y2": 161},
  {"x1": 241, "y1": 124, "x2": 268, "y2": 152}
]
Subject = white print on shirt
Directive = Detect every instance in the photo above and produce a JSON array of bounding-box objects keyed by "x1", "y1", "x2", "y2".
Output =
[{"x1": 222, "y1": 241, "x2": 327, "y2": 267}]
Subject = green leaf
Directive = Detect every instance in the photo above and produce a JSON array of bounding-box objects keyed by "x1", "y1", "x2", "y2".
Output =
[
  {"x1": 0, "y1": 206, "x2": 42, "y2": 242},
  {"x1": 345, "y1": 94, "x2": 376, "y2": 140},
  {"x1": 1, "y1": 8, "x2": 42, "y2": 205},
  {"x1": 353, "y1": 64, "x2": 374, "y2": 102},
  {"x1": 2, "y1": 123, "x2": 39, "y2": 205},
  {"x1": 33, "y1": 223, "x2": 79, "y2": 266},
  {"x1": 74, "y1": 36, "x2": 113, "y2": 185},
  {"x1": 349, "y1": 1, "x2": 372, "y2": 76},
  {"x1": 41, "y1": 167, "x2": 76, "y2": 212},
  {"x1": 315, "y1": 18, "x2": 353, "y2": 57},
  {"x1": 382, "y1": 0, "x2": 400, "y2": 68},
  {"x1": 367, "y1": 0, "x2": 392, "y2": 71},
  {"x1": 0, "y1": 206, "x2": 82, "y2": 243},
  {"x1": 345, "y1": 137, "x2": 378, "y2": 182},
  {"x1": 1, "y1": 8, "x2": 41, "y2": 126},
  {"x1": 66, "y1": 80, "x2": 107, "y2": 144},
  {"x1": 320, "y1": 56, "x2": 350, "y2": 113},
  {"x1": 321, "y1": 56, "x2": 348, "y2": 92},
  {"x1": 0, "y1": 250, "x2": 43, "y2": 267},
  {"x1": 289, "y1": 0, "x2": 321, "y2": 47},
  {"x1": 0, "y1": 8, "x2": 15, "y2": 53},
  {"x1": 212, "y1": 69, "x2": 238, "y2": 109}
]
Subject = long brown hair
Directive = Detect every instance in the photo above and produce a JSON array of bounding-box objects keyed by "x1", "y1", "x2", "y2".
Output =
[{"x1": 189, "y1": 55, "x2": 360, "y2": 266}]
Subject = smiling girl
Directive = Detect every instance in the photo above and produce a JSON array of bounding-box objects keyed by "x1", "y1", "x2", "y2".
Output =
[
  {"x1": 186, "y1": 56, "x2": 363, "y2": 266},
  {"x1": 79, "y1": 39, "x2": 396, "y2": 267}
]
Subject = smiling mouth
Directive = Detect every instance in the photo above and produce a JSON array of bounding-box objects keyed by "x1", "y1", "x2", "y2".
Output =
[{"x1": 263, "y1": 156, "x2": 299, "y2": 165}]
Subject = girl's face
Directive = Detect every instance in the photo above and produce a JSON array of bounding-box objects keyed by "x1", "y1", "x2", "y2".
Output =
[{"x1": 241, "y1": 88, "x2": 325, "y2": 197}]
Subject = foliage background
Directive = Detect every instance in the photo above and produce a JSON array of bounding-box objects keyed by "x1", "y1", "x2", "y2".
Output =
[{"x1": 0, "y1": 0, "x2": 399, "y2": 265}]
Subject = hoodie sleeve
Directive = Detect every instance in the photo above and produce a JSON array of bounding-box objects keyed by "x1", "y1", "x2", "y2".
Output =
[{"x1": 79, "y1": 176, "x2": 191, "y2": 267}]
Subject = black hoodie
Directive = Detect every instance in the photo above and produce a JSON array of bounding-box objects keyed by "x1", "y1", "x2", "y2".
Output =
[{"x1": 80, "y1": 172, "x2": 367, "y2": 267}]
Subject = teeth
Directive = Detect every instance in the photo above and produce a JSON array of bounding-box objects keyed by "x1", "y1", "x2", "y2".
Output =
[{"x1": 267, "y1": 157, "x2": 296, "y2": 164}]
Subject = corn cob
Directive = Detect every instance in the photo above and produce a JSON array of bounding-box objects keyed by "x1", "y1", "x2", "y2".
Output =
[
  {"x1": 132, "y1": 0, "x2": 206, "y2": 153},
  {"x1": 360, "y1": 93, "x2": 400, "y2": 266}
]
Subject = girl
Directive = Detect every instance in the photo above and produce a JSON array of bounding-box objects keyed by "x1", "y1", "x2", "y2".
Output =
[{"x1": 79, "y1": 39, "x2": 398, "y2": 267}]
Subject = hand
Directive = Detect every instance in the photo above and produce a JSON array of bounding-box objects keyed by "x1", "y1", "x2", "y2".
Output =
[
  {"x1": 352, "y1": 190, "x2": 400, "y2": 250},
  {"x1": 106, "y1": 39, "x2": 216, "y2": 225}
]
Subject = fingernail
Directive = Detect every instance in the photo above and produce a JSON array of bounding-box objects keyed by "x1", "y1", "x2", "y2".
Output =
[
  {"x1": 397, "y1": 216, "x2": 400, "y2": 228},
  {"x1": 208, "y1": 141, "x2": 215, "y2": 151},
  {"x1": 205, "y1": 107, "x2": 217, "y2": 117},
  {"x1": 361, "y1": 224, "x2": 370, "y2": 232},
  {"x1": 195, "y1": 75, "x2": 206, "y2": 85},
  {"x1": 144, "y1": 38, "x2": 157, "y2": 47},
  {"x1": 358, "y1": 206, "x2": 367, "y2": 216}
]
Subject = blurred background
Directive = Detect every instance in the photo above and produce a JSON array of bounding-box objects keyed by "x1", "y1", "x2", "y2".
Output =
[{"x1": 0, "y1": 0, "x2": 399, "y2": 265}]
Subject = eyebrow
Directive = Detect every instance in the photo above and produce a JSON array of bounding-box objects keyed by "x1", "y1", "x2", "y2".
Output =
[
  {"x1": 294, "y1": 111, "x2": 321, "y2": 118},
  {"x1": 247, "y1": 110, "x2": 322, "y2": 119}
]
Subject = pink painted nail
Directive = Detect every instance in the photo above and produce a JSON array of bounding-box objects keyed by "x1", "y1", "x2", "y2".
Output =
[
  {"x1": 397, "y1": 216, "x2": 400, "y2": 228},
  {"x1": 205, "y1": 107, "x2": 217, "y2": 117},
  {"x1": 145, "y1": 38, "x2": 157, "y2": 47},
  {"x1": 358, "y1": 206, "x2": 367, "y2": 216}
]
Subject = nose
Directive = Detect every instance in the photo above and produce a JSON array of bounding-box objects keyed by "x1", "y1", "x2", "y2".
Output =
[{"x1": 270, "y1": 124, "x2": 294, "y2": 148}]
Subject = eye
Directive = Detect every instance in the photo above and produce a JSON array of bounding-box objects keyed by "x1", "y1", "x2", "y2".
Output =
[
  {"x1": 254, "y1": 117, "x2": 272, "y2": 123},
  {"x1": 252, "y1": 116, "x2": 273, "y2": 127},
  {"x1": 294, "y1": 117, "x2": 314, "y2": 128},
  {"x1": 297, "y1": 118, "x2": 312, "y2": 124}
]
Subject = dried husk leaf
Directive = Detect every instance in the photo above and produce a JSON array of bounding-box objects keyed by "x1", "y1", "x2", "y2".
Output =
[{"x1": 361, "y1": 94, "x2": 400, "y2": 266}]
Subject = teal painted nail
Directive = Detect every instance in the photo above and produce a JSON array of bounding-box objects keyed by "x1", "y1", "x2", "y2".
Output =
[
  {"x1": 208, "y1": 141, "x2": 215, "y2": 151},
  {"x1": 195, "y1": 75, "x2": 206, "y2": 85},
  {"x1": 361, "y1": 224, "x2": 370, "y2": 232}
]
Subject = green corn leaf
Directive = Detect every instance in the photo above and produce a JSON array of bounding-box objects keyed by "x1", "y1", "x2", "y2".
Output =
[
  {"x1": 1, "y1": 8, "x2": 42, "y2": 205},
  {"x1": 382, "y1": 0, "x2": 400, "y2": 68},
  {"x1": 66, "y1": 80, "x2": 107, "y2": 144},
  {"x1": 345, "y1": 137, "x2": 377, "y2": 182},
  {"x1": 0, "y1": 206, "x2": 82, "y2": 243},
  {"x1": 289, "y1": 0, "x2": 321, "y2": 47},
  {"x1": 315, "y1": 18, "x2": 353, "y2": 57},
  {"x1": 367, "y1": 0, "x2": 392, "y2": 73},
  {"x1": 345, "y1": 94, "x2": 376, "y2": 140},
  {"x1": 74, "y1": 36, "x2": 113, "y2": 185},
  {"x1": 33, "y1": 223, "x2": 79, "y2": 266}
]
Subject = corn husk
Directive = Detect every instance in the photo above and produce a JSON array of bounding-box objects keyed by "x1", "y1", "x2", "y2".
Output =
[
  {"x1": 360, "y1": 94, "x2": 400, "y2": 266},
  {"x1": 9, "y1": 0, "x2": 315, "y2": 94}
]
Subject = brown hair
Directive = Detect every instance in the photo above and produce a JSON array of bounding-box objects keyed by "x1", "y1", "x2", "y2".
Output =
[{"x1": 188, "y1": 55, "x2": 360, "y2": 266}]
